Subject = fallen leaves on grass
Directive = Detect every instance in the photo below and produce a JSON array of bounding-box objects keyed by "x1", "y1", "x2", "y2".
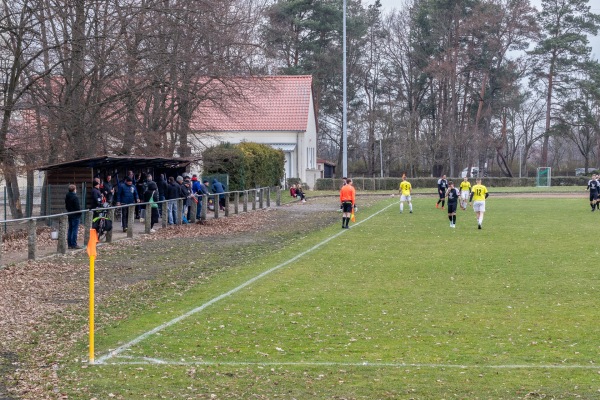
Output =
[{"x1": 0, "y1": 199, "x2": 344, "y2": 398}]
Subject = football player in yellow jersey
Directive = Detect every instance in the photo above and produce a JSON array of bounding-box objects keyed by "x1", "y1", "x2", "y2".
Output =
[
  {"x1": 398, "y1": 176, "x2": 413, "y2": 213},
  {"x1": 459, "y1": 177, "x2": 471, "y2": 210},
  {"x1": 469, "y1": 178, "x2": 489, "y2": 229}
]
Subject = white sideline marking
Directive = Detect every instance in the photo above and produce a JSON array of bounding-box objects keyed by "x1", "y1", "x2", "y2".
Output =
[
  {"x1": 95, "y1": 202, "x2": 396, "y2": 364},
  {"x1": 103, "y1": 357, "x2": 600, "y2": 370}
]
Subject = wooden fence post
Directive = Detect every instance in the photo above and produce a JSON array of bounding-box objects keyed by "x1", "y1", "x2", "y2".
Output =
[
  {"x1": 252, "y1": 189, "x2": 257, "y2": 210},
  {"x1": 84, "y1": 210, "x2": 92, "y2": 245},
  {"x1": 276, "y1": 187, "x2": 281, "y2": 206},
  {"x1": 234, "y1": 192, "x2": 239, "y2": 214},
  {"x1": 177, "y1": 199, "x2": 183, "y2": 225},
  {"x1": 145, "y1": 204, "x2": 151, "y2": 233},
  {"x1": 161, "y1": 202, "x2": 168, "y2": 228},
  {"x1": 190, "y1": 200, "x2": 197, "y2": 223},
  {"x1": 28, "y1": 219, "x2": 37, "y2": 260},
  {"x1": 213, "y1": 194, "x2": 219, "y2": 219},
  {"x1": 266, "y1": 187, "x2": 271, "y2": 207},
  {"x1": 259, "y1": 188, "x2": 264, "y2": 209},
  {"x1": 201, "y1": 196, "x2": 207, "y2": 222},
  {"x1": 243, "y1": 191, "x2": 248, "y2": 212},
  {"x1": 127, "y1": 205, "x2": 135, "y2": 237},
  {"x1": 224, "y1": 194, "x2": 230, "y2": 217},
  {"x1": 106, "y1": 209, "x2": 114, "y2": 243},
  {"x1": 58, "y1": 215, "x2": 67, "y2": 254}
]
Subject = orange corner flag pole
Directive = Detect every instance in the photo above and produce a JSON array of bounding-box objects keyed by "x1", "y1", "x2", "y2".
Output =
[{"x1": 87, "y1": 229, "x2": 98, "y2": 363}]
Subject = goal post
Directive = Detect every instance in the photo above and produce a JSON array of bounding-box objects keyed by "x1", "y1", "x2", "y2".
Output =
[{"x1": 536, "y1": 167, "x2": 551, "y2": 187}]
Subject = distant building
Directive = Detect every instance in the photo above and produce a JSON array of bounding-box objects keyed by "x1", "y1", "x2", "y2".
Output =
[
  {"x1": 317, "y1": 159, "x2": 336, "y2": 179},
  {"x1": 191, "y1": 75, "x2": 319, "y2": 188}
]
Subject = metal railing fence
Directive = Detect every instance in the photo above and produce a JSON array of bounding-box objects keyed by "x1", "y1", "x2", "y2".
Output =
[{"x1": 0, "y1": 186, "x2": 281, "y2": 267}]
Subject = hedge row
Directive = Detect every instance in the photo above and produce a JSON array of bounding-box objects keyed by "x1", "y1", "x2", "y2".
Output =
[
  {"x1": 315, "y1": 177, "x2": 590, "y2": 191},
  {"x1": 203, "y1": 143, "x2": 284, "y2": 190}
]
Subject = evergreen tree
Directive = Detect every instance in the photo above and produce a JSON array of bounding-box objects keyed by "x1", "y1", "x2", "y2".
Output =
[{"x1": 529, "y1": 0, "x2": 600, "y2": 166}]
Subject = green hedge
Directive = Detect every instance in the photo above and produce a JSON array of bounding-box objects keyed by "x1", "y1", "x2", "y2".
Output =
[
  {"x1": 238, "y1": 142, "x2": 285, "y2": 188},
  {"x1": 202, "y1": 143, "x2": 246, "y2": 190},
  {"x1": 315, "y1": 177, "x2": 590, "y2": 191},
  {"x1": 203, "y1": 142, "x2": 284, "y2": 190}
]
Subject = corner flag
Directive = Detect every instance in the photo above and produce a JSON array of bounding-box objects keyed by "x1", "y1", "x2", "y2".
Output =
[
  {"x1": 88, "y1": 229, "x2": 98, "y2": 363},
  {"x1": 87, "y1": 229, "x2": 98, "y2": 258}
]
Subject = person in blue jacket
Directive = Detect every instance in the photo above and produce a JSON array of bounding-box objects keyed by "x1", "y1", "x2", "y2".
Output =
[
  {"x1": 116, "y1": 177, "x2": 140, "y2": 232},
  {"x1": 212, "y1": 178, "x2": 226, "y2": 211}
]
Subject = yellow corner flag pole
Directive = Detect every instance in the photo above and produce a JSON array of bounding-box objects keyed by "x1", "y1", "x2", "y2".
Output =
[{"x1": 87, "y1": 229, "x2": 98, "y2": 364}]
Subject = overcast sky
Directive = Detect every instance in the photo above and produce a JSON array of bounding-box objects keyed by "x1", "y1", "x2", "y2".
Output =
[{"x1": 370, "y1": 0, "x2": 600, "y2": 61}]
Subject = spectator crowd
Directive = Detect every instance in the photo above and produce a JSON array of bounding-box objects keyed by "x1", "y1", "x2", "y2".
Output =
[{"x1": 69, "y1": 171, "x2": 227, "y2": 237}]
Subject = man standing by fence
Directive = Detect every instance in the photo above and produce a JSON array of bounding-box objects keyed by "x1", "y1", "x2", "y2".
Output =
[
  {"x1": 65, "y1": 184, "x2": 82, "y2": 249},
  {"x1": 116, "y1": 177, "x2": 140, "y2": 232}
]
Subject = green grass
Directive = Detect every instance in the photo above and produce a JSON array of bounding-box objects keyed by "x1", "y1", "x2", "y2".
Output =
[{"x1": 62, "y1": 196, "x2": 600, "y2": 399}]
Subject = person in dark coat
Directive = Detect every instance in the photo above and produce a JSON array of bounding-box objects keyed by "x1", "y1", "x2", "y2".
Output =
[
  {"x1": 102, "y1": 174, "x2": 115, "y2": 205},
  {"x1": 143, "y1": 181, "x2": 160, "y2": 232},
  {"x1": 181, "y1": 178, "x2": 193, "y2": 223},
  {"x1": 156, "y1": 174, "x2": 168, "y2": 217},
  {"x1": 212, "y1": 178, "x2": 226, "y2": 211},
  {"x1": 90, "y1": 180, "x2": 104, "y2": 218},
  {"x1": 65, "y1": 184, "x2": 82, "y2": 249},
  {"x1": 157, "y1": 174, "x2": 168, "y2": 201}
]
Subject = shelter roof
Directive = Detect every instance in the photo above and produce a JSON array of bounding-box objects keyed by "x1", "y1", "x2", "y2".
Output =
[{"x1": 38, "y1": 155, "x2": 193, "y2": 171}]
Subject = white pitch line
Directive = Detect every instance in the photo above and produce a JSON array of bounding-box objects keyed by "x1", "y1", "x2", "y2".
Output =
[
  {"x1": 102, "y1": 358, "x2": 600, "y2": 370},
  {"x1": 95, "y1": 201, "x2": 396, "y2": 364}
]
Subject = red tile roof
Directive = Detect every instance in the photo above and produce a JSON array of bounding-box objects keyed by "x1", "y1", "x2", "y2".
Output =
[{"x1": 192, "y1": 75, "x2": 314, "y2": 132}]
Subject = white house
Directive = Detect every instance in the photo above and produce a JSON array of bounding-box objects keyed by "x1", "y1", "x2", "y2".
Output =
[{"x1": 190, "y1": 75, "x2": 319, "y2": 188}]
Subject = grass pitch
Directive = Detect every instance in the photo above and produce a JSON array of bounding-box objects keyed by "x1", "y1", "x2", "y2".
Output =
[{"x1": 64, "y1": 196, "x2": 600, "y2": 399}]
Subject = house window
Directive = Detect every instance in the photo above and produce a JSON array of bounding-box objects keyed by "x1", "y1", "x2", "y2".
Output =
[{"x1": 307, "y1": 147, "x2": 315, "y2": 169}]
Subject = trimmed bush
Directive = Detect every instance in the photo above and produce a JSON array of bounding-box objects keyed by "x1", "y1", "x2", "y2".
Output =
[
  {"x1": 203, "y1": 142, "x2": 284, "y2": 190},
  {"x1": 238, "y1": 142, "x2": 285, "y2": 188},
  {"x1": 202, "y1": 144, "x2": 246, "y2": 190}
]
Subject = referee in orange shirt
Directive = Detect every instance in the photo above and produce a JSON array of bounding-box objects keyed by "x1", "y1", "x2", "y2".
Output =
[{"x1": 340, "y1": 178, "x2": 356, "y2": 229}]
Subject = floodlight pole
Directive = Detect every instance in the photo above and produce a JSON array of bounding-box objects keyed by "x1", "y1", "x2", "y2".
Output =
[
  {"x1": 342, "y1": 0, "x2": 348, "y2": 178},
  {"x1": 379, "y1": 139, "x2": 383, "y2": 178},
  {"x1": 519, "y1": 144, "x2": 522, "y2": 178}
]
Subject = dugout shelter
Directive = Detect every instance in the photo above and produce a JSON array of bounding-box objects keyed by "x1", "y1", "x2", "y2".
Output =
[{"x1": 38, "y1": 155, "x2": 193, "y2": 215}]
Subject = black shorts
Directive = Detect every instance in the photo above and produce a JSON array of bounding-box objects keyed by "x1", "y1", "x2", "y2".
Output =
[
  {"x1": 590, "y1": 192, "x2": 598, "y2": 202},
  {"x1": 342, "y1": 201, "x2": 353, "y2": 213},
  {"x1": 447, "y1": 203, "x2": 458, "y2": 214},
  {"x1": 439, "y1": 190, "x2": 445, "y2": 199}
]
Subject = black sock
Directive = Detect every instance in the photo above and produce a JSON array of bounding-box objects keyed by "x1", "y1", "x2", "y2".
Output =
[
  {"x1": 448, "y1": 215, "x2": 452, "y2": 222},
  {"x1": 442, "y1": 200, "x2": 445, "y2": 207},
  {"x1": 437, "y1": 199, "x2": 441, "y2": 205},
  {"x1": 452, "y1": 215, "x2": 456, "y2": 224}
]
